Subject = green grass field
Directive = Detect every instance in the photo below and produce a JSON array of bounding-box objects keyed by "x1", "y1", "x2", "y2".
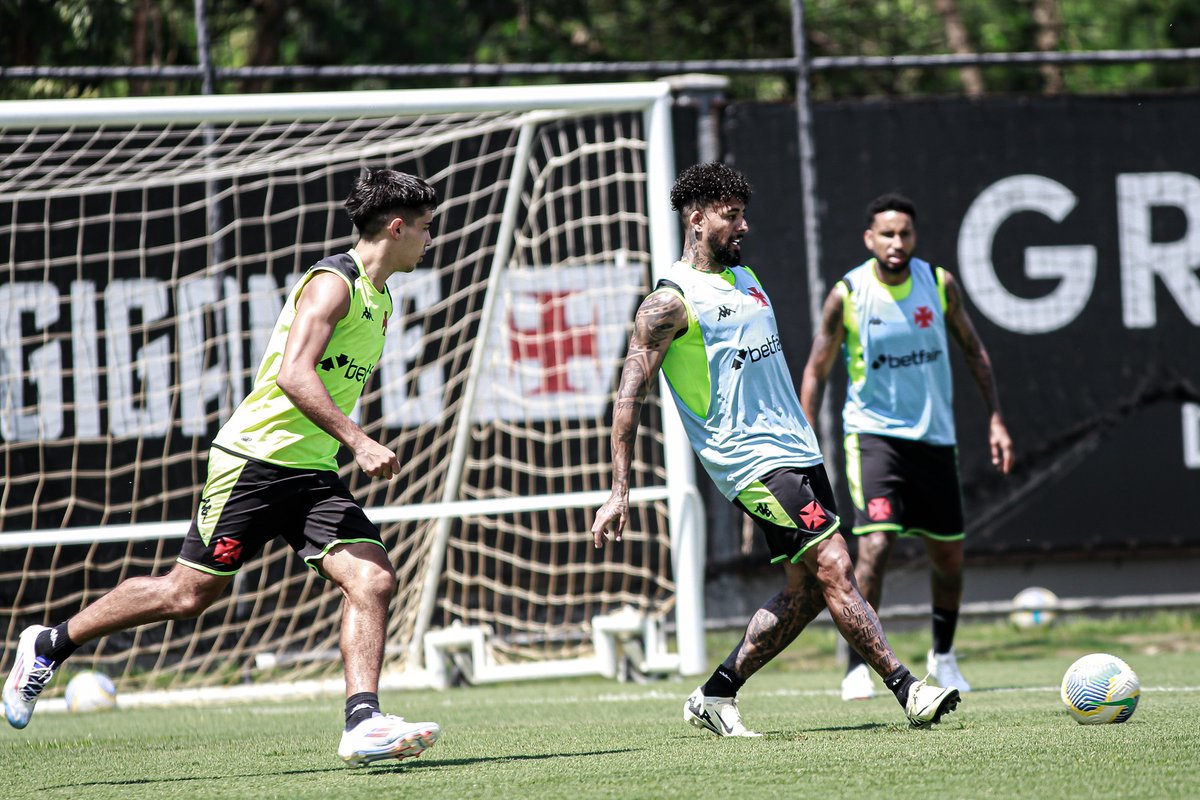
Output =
[{"x1": 5, "y1": 613, "x2": 1198, "y2": 800}]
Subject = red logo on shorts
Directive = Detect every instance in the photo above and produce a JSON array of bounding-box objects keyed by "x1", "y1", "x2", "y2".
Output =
[
  {"x1": 798, "y1": 501, "x2": 827, "y2": 530},
  {"x1": 213, "y1": 537, "x2": 243, "y2": 565},
  {"x1": 867, "y1": 497, "x2": 892, "y2": 521}
]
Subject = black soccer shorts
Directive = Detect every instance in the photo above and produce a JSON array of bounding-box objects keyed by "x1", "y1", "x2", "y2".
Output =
[
  {"x1": 733, "y1": 464, "x2": 841, "y2": 564},
  {"x1": 177, "y1": 446, "x2": 385, "y2": 578},
  {"x1": 843, "y1": 432, "x2": 965, "y2": 540}
]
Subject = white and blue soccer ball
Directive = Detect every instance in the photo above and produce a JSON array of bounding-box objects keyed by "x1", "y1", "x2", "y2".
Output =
[
  {"x1": 1060, "y1": 653, "x2": 1140, "y2": 725},
  {"x1": 1009, "y1": 586, "x2": 1059, "y2": 629},
  {"x1": 64, "y1": 671, "x2": 118, "y2": 713}
]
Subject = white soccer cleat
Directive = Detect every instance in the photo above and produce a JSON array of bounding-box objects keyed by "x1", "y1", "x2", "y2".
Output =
[
  {"x1": 3, "y1": 625, "x2": 58, "y2": 730},
  {"x1": 840, "y1": 663, "x2": 877, "y2": 701},
  {"x1": 927, "y1": 648, "x2": 972, "y2": 693},
  {"x1": 337, "y1": 714, "x2": 441, "y2": 767},
  {"x1": 904, "y1": 679, "x2": 960, "y2": 728},
  {"x1": 683, "y1": 686, "x2": 762, "y2": 737}
]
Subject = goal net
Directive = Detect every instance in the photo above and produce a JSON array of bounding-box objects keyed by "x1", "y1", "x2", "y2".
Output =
[{"x1": 0, "y1": 83, "x2": 705, "y2": 702}]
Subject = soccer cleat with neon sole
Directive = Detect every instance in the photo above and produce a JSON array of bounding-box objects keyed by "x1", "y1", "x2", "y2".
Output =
[
  {"x1": 337, "y1": 714, "x2": 440, "y2": 767},
  {"x1": 3, "y1": 625, "x2": 58, "y2": 729}
]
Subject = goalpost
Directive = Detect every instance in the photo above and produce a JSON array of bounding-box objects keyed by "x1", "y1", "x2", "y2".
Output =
[{"x1": 0, "y1": 82, "x2": 706, "y2": 703}]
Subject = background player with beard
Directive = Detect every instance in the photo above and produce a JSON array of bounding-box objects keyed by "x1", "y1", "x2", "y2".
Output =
[
  {"x1": 801, "y1": 192, "x2": 1013, "y2": 701},
  {"x1": 593, "y1": 164, "x2": 960, "y2": 736}
]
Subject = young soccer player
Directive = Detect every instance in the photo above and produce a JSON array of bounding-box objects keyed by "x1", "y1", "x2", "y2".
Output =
[
  {"x1": 800, "y1": 192, "x2": 1013, "y2": 701},
  {"x1": 593, "y1": 163, "x2": 960, "y2": 736},
  {"x1": 3, "y1": 168, "x2": 441, "y2": 768}
]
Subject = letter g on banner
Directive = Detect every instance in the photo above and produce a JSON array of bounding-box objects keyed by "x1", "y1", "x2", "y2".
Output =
[{"x1": 957, "y1": 174, "x2": 1097, "y2": 334}]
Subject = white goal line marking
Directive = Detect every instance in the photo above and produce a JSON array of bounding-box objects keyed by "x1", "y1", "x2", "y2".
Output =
[{"x1": 34, "y1": 682, "x2": 1200, "y2": 716}]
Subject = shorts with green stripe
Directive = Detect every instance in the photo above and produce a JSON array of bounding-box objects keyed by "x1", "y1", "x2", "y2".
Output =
[
  {"x1": 733, "y1": 464, "x2": 841, "y2": 564},
  {"x1": 177, "y1": 446, "x2": 384, "y2": 578},
  {"x1": 844, "y1": 432, "x2": 964, "y2": 540}
]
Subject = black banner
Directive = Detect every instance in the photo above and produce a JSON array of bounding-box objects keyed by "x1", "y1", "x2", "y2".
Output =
[{"x1": 725, "y1": 93, "x2": 1200, "y2": 557}]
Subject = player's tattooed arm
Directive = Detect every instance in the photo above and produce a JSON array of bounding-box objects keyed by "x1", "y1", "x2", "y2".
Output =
[
  {"x1": 944, "y1": 271, "x2": 1014, "y2": 473},
  {"x1": 729, "y1": 571, "x2": 826, "y2": 679},
  {"x1": 592, "y1": 291, "x2": 688, "y2": 547}
]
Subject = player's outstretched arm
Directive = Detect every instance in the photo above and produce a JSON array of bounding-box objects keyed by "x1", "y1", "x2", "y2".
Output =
[
  {"x1": 592, "y1": 290, "x2": 688, "y2": 549},
  {"x1": 800, "y1": 284, "x2": 846, "y2": 431},
  {"x1": 277, "y1": 271, "x2": 401, "y2": 479},
  {"x1": 943, "y1": 270, "x2": 1014, "y2": 474}
]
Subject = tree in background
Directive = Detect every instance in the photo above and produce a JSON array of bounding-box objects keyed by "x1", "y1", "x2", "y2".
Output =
[{"x1": 0, "y1": 0, "x2": 1196, "y2": 100}]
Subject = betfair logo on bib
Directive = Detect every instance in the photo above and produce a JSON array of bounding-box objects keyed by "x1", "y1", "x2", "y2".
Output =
[
  {"x1": 319, "y1": 352, "x2": 377, "y2": 383},
  {"x1": 870, "y1": 348, "x2": 943, "y2": 370},
  {"x1": 731, "y1": 334, "x2": 783, "y2": 370}
]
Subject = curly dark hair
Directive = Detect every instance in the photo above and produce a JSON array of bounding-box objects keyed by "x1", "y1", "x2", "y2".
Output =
[
  {"x1": 669, "y1": 162, "x2": 752, "y2": 215},
  {"x1": 865, "y1": 192, "x2": 917, "y2": 227},
  {"x1": 344, "y1": 168, "x2": 438, "y2": 237}
]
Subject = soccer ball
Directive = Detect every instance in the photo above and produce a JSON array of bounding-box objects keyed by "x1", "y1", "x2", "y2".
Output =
[
  {"x1": 1060, "y1": 653, "x2": 1140, "y2": 725},
  {"x1": 64, "y1": 671, "x2": 118, "y2": 713},
  {"x1": 1008, "y1": 586, "x2": 1059, "y2": 629}
]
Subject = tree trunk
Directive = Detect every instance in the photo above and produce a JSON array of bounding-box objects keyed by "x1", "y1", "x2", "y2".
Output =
[
  {"x1": 933, "y1": 0, "x2": 985, "y2": 97},
  {"x1": 130, "y1": 0, "x2": 150, "y2": 97},
  {"x1": 244, "y1": 0, "x2": 289, "y2": 93},
  {"x1": 1032, "y1": 0, "x2": 1065, "y2": 94}
]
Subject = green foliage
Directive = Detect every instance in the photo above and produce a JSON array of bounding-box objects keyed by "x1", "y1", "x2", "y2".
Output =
[{"x1": 0, "y1": 2, "x2": 1196, "y2": 99}]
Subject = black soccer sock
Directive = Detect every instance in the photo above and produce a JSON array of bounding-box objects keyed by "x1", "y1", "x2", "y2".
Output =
[
  {"x1": 35, "y1": 622, "x2": 79, "y2": 664},
  {"x1": 884, "y1": 666, "x2": 918, "y2": 707},
  {"x1": 344, "y1": 691, "x2": 382, "y2": 730},
  {"x1": 931, "y1": 607, "x2": 959, "y2": 654},
  {"x1": 845, "y1": 644, "x2": 866, "y2": 673},
  {"x1": 701, "y1": 665, "x2": 745, "y2": 698}
]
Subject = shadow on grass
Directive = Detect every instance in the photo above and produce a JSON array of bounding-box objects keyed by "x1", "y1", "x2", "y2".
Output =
[
  {"x1": 360, "y1": 747, "x2": 638, "y2": 774},
  {"x1": 783, "y1": 722, "x2": 893, "y2": 734},
  {"x1": 39, "y1": 748, "x2": 639, "y2": 788},
  {"x1": 666, "y1": 722, "x2": 894, "y2": 739}
]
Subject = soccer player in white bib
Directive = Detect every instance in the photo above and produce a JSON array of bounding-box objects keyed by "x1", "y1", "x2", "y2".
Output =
[
  {"x1": 593, "y1": 163, "x2": 960, "y2": 735},
  {"x1": 3, "y1": 169, "x2": 442, "y2": 767},
  {"x1": 801, "y1": 193, "x2": 1014, "y2": 701}
]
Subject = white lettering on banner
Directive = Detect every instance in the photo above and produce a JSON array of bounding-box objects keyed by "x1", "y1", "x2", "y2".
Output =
[
  {"x1": 0, "y1": 265, "x2": 638, "y2": 441},
  {"x1": 0, "y1": 282, "x2": 63, "y2": 441},
  {"x1": 9, "y1": 165, "x2": 1198, "y2": 441},
  {"x1": 247, "y1": 274, "x2": 285, "y2": 372},
  {"x1": 1184, "y1": 403, "x2": 1200, "y2": 469},
  {"x1": 177, "y1": 276, "x2": 230, "y2": 436},
  {"x1": 71, "y1": 281, "x2": 101, "y2": 438},
  {"x1": 958, "y1": 174, "x2": 1097, "y2": 334},
  {"x1": 105, "y1": 279, "x2": 172, "y2": 438},
  {"x1": 474, "y1": 260, "x2": 642, "y2": 423},
  {"x1": 1117, "y1": 172, "x2": 1200, "y2": 329},
  {"x1": 223, "y1": 276, "x2": 244, "y2": 411},
  {"x1": 382, "y1": 268, "x2": 445, "y2": 427},
  {"x1": 959, "y1": 171, "x2": 1200, "y2": 334}
]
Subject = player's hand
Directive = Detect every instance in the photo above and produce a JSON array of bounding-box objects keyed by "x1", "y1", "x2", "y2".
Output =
[
  {"x1": 989, "y1": 414, "x2": 1014, "y2": 474},
  {"x1": 354, "y1": 439, "x2": 401, "y2": 479},
  {"x1": 591, "y1": 492, "x2": 628, "y2": 549}
]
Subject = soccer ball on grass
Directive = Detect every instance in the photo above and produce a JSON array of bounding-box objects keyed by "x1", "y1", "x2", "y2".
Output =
[
  {"x1": 1060, "y1": 653, "x2": 1139, "y2": 725},
  {"x1": 64, "y1": 670, "x2": 118, "y2": 713},
  {"x1": 1009, "y1": 586, "x2": 1059, "y2": 629}
]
